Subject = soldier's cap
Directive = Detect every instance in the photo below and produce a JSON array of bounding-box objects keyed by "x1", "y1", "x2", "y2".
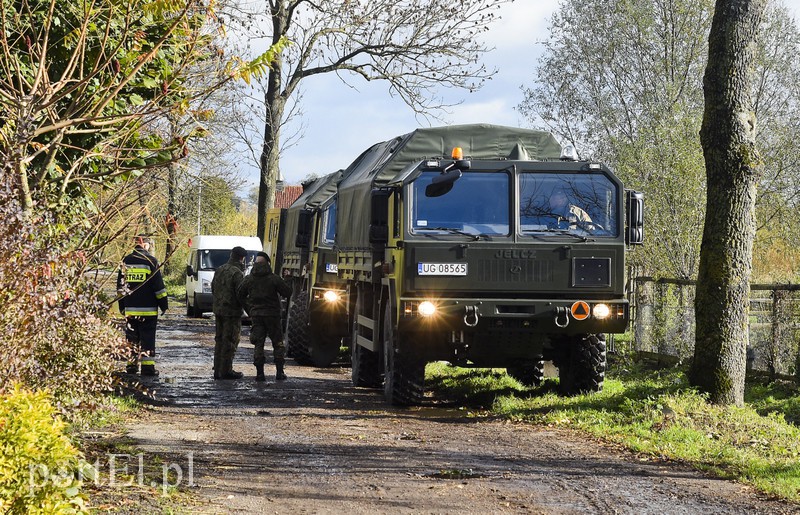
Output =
[
  {"x1": 231, "y1": 246, "x2": 248, "y2": 258},
  {"x1": 256, "y1": 251, "x2": 270, "y2": 263}
]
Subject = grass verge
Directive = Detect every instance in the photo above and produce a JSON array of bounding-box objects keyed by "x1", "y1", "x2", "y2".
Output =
[
  {"x1": 426, "y1": 360, "x2": 800, "y2": 502},
  {"x1": 73, "y1": 394, "x2": 202, "y2": 514}
]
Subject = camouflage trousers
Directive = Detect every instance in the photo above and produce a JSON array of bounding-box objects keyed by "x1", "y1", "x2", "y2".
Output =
[
  {"x1": 250, "y1": 316, "x2": 286, "y2": 365},
  {"x1": 214, "y1": 315, "x2": 241, "y2": 375}
]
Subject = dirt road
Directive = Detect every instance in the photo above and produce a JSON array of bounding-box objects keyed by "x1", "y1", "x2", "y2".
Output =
[{"x1": 120, "y1": 313, "x2": 797, "y2": 514}]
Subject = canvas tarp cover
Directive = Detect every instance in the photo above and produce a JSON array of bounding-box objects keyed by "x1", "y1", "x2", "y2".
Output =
[{"x1": 336, "y1": 124, "x2": 561, "y2": 249}]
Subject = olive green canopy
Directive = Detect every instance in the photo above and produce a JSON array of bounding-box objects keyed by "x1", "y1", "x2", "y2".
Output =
[{"x1": 336, "y1": 124, "x2": 562, "y2": 249}]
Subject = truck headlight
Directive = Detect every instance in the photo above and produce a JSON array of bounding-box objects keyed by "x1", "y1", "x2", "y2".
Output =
[
  {"x1": 323, "y1": 290, "x2": 340, "y2": 303},
  {"x1": 202, "y1": 279, "x2": 212, "y2": 293},
  {"x1": 592, "y1": 303, "x2": 610, "y2": 319},
  {"x1": 418, "y1": 301, "x2": 436, "y2": 317}
]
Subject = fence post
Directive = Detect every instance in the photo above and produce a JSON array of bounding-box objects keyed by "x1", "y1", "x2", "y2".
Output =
[
  {"x1": 770, "y1": 289, "x2": 787, "y2": 381},
  {"x1": 634, "y1": 277, "x2": 654, "y2": 353}
]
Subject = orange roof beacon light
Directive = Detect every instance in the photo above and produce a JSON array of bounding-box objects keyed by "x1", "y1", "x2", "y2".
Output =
[{"x1": 451, "y1": 147, "x2": 464, "y2": 160}]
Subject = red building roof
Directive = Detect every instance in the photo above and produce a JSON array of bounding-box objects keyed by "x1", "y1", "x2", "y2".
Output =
[{"x1": 274, "y1": 185, "x2": 303, "y2": 209}]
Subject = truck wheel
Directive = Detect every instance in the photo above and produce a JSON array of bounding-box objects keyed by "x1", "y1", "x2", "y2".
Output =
[
  {"x1": 185, "y1": 294, "x2": 192, "y2": 317},
  {"x1": 310, "y1": 332, "x2": 341, "y2": 367},
  {"x1": 350, "y1": 292, "x2": 383, "y2": 387},
  {"x1": 286, "y1": 293, "x2": 313, "y2": 366},
  {"x1": 507, "y1": 358, "x2": 544, "y2": 387},
  {"x1": 383, "y1": 302, "x2": 424, "y2": 405},
  {"x1": 558, "y1": 334, "x2": 606, "y2": 395},
  {"x1": 350, "y1": 288, "x2": 383, "y2": 388}
]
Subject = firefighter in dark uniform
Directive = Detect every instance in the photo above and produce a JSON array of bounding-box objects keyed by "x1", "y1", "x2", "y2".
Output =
[
  {"x1": 117, "y1": 235, "x2": 168, "y2": 376},
  {"x1": 211, "y1": 246, "x2": 248, "y2": 379},
  {"x1": 238, "y1": 252, "x2": 292, "y2": 381}
]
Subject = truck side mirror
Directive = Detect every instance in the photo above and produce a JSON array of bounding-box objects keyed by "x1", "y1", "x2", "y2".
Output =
[
  {"x1": 186, "y1": 264, "x2": 195, "y2": 277},
  {"x1": 625, "y1": 190, "x2": 644, "y2": 245},
  {"x1": 295, "y1": 210, "x2": 313, "y2": 249},
  {"x1": 425, "y1": 168, "x2": 463, "y2": 197},
  {"x1": 369, "y1": 188, "x2": 391, "y2": 244}
]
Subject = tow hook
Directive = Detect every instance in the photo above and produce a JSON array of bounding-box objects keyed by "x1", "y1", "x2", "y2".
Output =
[
  {"x1": 554, "y1": 306, "x2": 570, "y2": 328},
  {"x1": 463, "y1": 305, "x2": 480, "y2": 327}
]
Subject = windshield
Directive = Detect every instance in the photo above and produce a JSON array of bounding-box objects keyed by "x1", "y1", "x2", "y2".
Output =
[
  {"x1": 323, "y1": 202, "x2": 337, "y2": 244},
  {"x1": 519, "y1": 172, "x2": 618, "y2": 237},
  {"x1": 199, "y1": 250, "x2": 258, "y2": 271},
  {"x1": 411, "y1": 171, "x2": 510, "y2": 236}
]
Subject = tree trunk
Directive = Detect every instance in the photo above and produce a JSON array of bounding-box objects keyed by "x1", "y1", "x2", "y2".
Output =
[
  {"x1": 256, "y1": 4, "x2": 288, "y2": 244},
  {"x1": 690, "y1": 0, "x2": 766, "y2": 406},
  {"x1": 164, "y1": 161, "x2": 178, "y2": 276}
]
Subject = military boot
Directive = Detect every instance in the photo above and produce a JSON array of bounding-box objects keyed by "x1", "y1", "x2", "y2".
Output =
[
  {"x1": 255, "y1": 364, "x2": 266, "y2": 382},
  {"x1": 141, "y1": 364, "x2": 159, "y2": 377},
  {"x1": 275, "y1": 361, "x2": 287, "y2": 381}
]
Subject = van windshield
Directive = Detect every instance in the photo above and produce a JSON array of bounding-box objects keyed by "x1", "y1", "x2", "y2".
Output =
[{"x1": 199, "y1": 250, "x2": 257, "y2": 270}]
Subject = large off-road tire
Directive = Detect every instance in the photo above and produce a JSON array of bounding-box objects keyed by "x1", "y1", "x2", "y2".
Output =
[
  {"x1": 286, "y1": 293, "x2": 313, "y2": 366},
  {"x1": 350, "y1": 290, "x2": 382, "y2": 388},
  {"x1": 557, "y1": 334, "x2": 606, "y2": 395},
  {"x1": 350, "y1": 311, "x2": 383, "y2": 388},
  {"x1": 383, "y1": 302, "x2": 424, "y2": 405},
  {"x1": 310, "y1": 330, "x2": 341, "y2": 368},
  {"x1": 506, "y1": 358, "x2": 545, "y2": 387}
]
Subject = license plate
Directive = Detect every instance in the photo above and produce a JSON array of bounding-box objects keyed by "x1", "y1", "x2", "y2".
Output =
[{"x1": 417, "y1": 263, "x2": 468, "y2": 276}]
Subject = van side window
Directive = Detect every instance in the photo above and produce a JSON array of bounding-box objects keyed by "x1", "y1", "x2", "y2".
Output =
[{"x1": 200, "y1": 250, "x2": 230, "y2": 270}]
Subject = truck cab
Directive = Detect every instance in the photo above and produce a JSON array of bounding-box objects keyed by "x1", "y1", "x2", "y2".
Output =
[
  {"x1": 282, "y1": 171, "x2": 351, "y2": 367},
  {"x1": 335, "y1": 125, "x2": 643, "y2": 405}
]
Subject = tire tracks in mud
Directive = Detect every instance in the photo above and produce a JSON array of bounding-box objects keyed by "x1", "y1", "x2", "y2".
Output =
[{"x1": 118, "y1": 314, "x2": 798, "y2": 514}]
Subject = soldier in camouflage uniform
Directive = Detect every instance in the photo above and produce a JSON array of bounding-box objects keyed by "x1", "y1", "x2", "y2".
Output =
[
  {"x1": 211, "y1": 246, "x2": 247, "y2": 379},
  {"x1": 238, "y1": 252, "x2": 293, "y2": 381}
]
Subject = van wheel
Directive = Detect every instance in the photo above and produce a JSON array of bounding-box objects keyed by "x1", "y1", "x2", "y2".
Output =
[
  {"x1": 383, "y1": 302, "x2": 424, "y2": 405},
  {"x1": 191, "y1": 294, "x2": 203, "y2": 318},
  {"x1": 287, "y1": 293, "x2": 313, "y2": 366}
]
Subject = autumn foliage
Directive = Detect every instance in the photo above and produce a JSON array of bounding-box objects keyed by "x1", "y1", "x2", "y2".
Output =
[{"x1": 0, "y1": 175, "x2": 127, "y2": 398}]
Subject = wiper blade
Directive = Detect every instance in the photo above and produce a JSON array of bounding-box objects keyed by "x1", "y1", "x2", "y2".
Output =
[
  {"x1": 417, "y1": 227, "x2": 487, "y2": 240},
  {"x1": 521, "y1": 228, "x2": 594, "y2": 242}
]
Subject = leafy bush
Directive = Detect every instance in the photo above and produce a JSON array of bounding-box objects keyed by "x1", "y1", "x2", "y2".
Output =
[
  {"x1": 0, "y1": 176, "x2": 127, "y2": 398},
  {"x1": 0, "y1": 386, "x2": 88, "y2": 514}
]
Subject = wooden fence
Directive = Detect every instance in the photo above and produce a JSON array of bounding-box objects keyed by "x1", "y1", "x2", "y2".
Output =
[{"x1": 631, "y1": 277, "x2": 800, "y2": 378}]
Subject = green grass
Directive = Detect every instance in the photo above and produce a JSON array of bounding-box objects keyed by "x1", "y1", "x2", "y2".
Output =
[{"x1": 426, "y1": 361, "x2": 800, "y2": 502}]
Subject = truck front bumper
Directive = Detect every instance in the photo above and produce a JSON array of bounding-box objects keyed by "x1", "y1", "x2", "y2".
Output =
[{"x1": 398, "y1": 296, "x2": 629, "y2": 335}]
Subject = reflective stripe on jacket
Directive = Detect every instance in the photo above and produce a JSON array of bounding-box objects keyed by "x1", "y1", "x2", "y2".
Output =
[{"x1": 117, "y1": 246, "x2": 169, "y2": 316}]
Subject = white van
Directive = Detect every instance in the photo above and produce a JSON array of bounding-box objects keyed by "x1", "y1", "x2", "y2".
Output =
[{"x1": 185, "y1": 235, "x2": 263, "y2": 317}]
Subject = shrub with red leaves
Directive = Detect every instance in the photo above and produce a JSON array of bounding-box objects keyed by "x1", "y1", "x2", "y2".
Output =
[{"x1": 0, "y1": 176, "x2": 127, "y2": 398}]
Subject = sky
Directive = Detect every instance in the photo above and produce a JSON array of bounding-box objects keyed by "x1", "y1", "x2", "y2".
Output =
[{"x1": 239, "y1": 0, "x2": 800, "y2": 190}]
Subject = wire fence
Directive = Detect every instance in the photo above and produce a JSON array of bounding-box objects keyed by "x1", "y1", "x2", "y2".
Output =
[{"x1": 632, "y1": 276, "x2": 800, "y2": 379}]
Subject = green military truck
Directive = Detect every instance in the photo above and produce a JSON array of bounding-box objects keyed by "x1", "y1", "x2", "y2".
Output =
[
  {"x1": 280, "y1": 170, "x2": 351, "y2": 367},
  {"x1": 335, "y1": 124, "x2": 643, "y2": 405}
]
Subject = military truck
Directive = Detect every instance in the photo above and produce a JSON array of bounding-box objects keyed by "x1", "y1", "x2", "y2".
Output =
[
  {"x1": 334, "y1": 124, "x2": 643, "y2": 405},
  {"x1": 278, "y1": 170, "x2": 351, "y2": 367}
]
